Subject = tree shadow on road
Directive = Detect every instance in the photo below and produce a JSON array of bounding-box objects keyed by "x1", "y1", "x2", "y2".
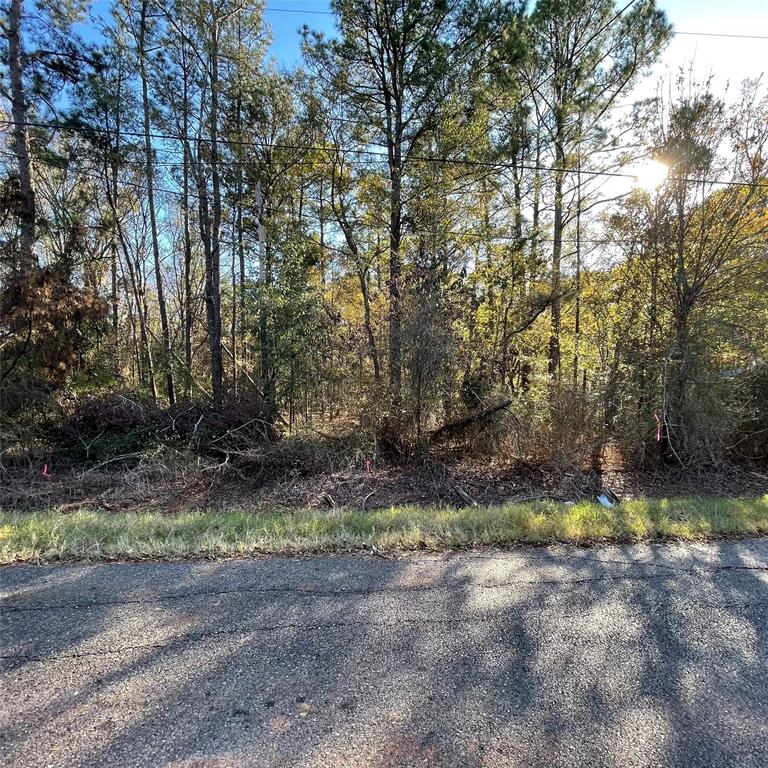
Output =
[{"x1": 2, "y1": 541, "x2": 768, "y2": 767}]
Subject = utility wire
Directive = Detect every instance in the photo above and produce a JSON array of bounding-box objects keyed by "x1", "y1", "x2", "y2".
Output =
[
  {"x1": 2, "y1": 117, "x2": 766, "y2": 190},
  {"x1": 3, "y1": 1, "x2": 766, "y2": 195},
  {"x1": 264, "y1": 5, "x2": 334, "y2": 15},
  {"x1": 261, "y1": 4, "x2": 768, "y2": 40},
  {"x1": 673, "y1": 31, "x2": 768, "y2": 40},
  {"x1": 1, "y1": 0, "x2": 641, "y2": 184},
  {"x1": 30, "y1": 218, "x2": 683, "y2": 246},
  {"x1": 0, "y1": 0, "x2": 642, "y2": 171}
]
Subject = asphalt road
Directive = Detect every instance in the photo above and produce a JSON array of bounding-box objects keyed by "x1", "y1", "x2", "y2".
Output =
[{"x1": 2, "y1": 541, "x2": 768, "y2": 768}]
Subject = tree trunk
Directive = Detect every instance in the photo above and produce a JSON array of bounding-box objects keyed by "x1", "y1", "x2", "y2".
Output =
[
  {"x1": 530, "y1": 135, "x2": 541, "y2": 277},
  {"x1": 175, "y1": 17, "x2": 194, "y2": 400},
  {"x1": 237, "y1": 184, "x2": 245, "y2": 383},
  {"x1": 318, "y1": 179, "x2": 326, "y2": 285},
  {"x1": 206, "y1": 21, "x2": 224, "y2": 406},
  {"x1": 549, "y1": 144, "x2": 564, "y2": 380},
  {"x1": 116, "y1": 229, "x2": 157, "y2": 403},
  {"x1": 103, "y1": 83, "x2": 158, "y2": 403},
  {"x1": 231, "y1": 21, "x2": 244, "y2": 398},
  {"x1": 256, "y1": 180, "x2": 274, "y2": 416},
  {"x1": 7, "y1": 0, "x2": 37, "y2": 272},
  {"x1": 182, "y1": 140, "x2": 194, "y2": 399},
  {"x1": 604, "y1": 341, "x2": 621, "y2": 432},
  {"x1": 512, "y1": 153, "x2": 523, "y2": 243},
  {"x1": 358, "y1": 267, "x2": 381, "y2": 384},
  {"x1": 666, "y1": 185, "x2": 693, "y2": 460},
  {"x1": 138, "y1": 0, "x2": 175, "y2": 405},
  {"x1": 109, "y1": 119, "x2": 120, "y2": 337},
  {"x1": 572, "y1": 160, "x2": 582, "y2": 385},
  {"x1": 388, "y1": 153, "x2": 403, "y2": 413},
  {"x1": 110, "y1": 242, "x2": 119, "y2": 333},
  {"x1": 125, "y1": 292, "x2": 141, "y2": 383},
  {"x1": 230, "y1": 202, "x2": 237, "y2": 396}
]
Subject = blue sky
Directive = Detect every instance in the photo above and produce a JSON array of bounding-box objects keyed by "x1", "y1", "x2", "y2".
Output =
[
  {"x1": 263, "y1": 0, "x2": 767, "y2": 91},
  {"x1": 81, "y1": 0, "x2": 766, "y2": 91},
  {"x1": 638, "y1": 0, "x2": 767, "y2": 98},
  {"x1": 265, "y1": 0, "x2": 336, "y2": 66}
]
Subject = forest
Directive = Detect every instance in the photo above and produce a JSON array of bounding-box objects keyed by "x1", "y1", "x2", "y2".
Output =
[{"x1": 1, "y1": 0, "x2": 768, "y2": 516}]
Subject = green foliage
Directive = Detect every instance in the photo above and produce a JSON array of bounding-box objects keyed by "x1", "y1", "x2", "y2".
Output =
[{"x1": 1, "y1": 0, "x2": 765, "y2": 470}]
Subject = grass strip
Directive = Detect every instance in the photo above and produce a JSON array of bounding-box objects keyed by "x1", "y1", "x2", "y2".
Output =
[{"x1": 2, "y1": 496, "x2": 768, "y2": 563}]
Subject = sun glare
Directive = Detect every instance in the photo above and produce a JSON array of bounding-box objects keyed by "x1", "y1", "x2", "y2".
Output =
[{"x1": 633, "y1": 159, "x2": 669, "y2": 191}]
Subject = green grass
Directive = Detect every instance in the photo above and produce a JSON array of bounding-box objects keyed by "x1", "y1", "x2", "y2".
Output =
[{"x1": 2, "y1": 496, "x2": 768, "y2": 563}]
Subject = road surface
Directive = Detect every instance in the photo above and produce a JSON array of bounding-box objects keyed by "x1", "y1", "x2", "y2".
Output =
[{"x1": 2, "y1": 540, "x2": 768, "y2": 767}]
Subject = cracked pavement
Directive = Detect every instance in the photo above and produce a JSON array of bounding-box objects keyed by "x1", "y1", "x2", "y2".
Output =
[{"x1": 2, "y1": 541, "x2": 768, "y2": 767}]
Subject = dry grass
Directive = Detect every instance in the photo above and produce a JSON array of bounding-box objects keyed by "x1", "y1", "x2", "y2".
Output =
[{"x1": 2, "y1": 496, "x2": 768, "y2": 563}]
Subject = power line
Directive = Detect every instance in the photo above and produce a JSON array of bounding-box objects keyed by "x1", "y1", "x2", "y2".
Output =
[
  {"x1": 672, "y1": 31, "x2": 768, "y2": 41},
  {"x1": 261, "y1": 4, "x2": 768, "y2": 41},
  {"x1": 35, "y1": 219, "x2": 765, "y2": 251},
  {"x1": 3, "y1": 117, "x2": 766, "y2": 190},
  {"x1": 264, "y1": 5, "x2": 335, "y2": 15},
  {"x1": 27, "y1": 206, "x2": 768, "y2": 251},
  {"x1": 2, "y1": 1, "x2": 764, "y2": 196},
  {"x1": 6, "y1": 0, "x2": 639, "y2": 178}
]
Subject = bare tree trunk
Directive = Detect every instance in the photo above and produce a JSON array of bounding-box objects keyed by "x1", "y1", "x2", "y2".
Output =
[
  {"x1": 530, "y1": 135, "x2": 541, "y2": 278},
  {"x1": 206, "y1": 21, "x2": 224, "y2": 406},
  {"x1": 237, "y1": 178, "x2": 245, "y2": 381},
  {"x1": 231, "y1": 19, "x2": 243, "y2": 398},
  {"x1": 182, "y1": 136, "x2": 194, "y2": 399},
  {"x1": 111, "y1": 243, "x2": 119, "y2": 333},
  {"x1": 604, "y1": 341, "x2": 621, "y2": 432},
  {"x1": 103, "y1": 66, "x2": 158, "y2": 403},
  {"x1": 256, "y1": 180, "x2": 274, "y2": 415},
  {"x1": 512, "y1": 152, "x2": 523, "y2": 243},
  {"x1": 572, "y1": 160, "x2": 582, "y2": 385},
  {"x1": 388, "y1": 155, "x2": 403, "y2": 413},
  {"x1": 108, "y1": 66, "x2": 122, "y2": 341},
  {"x1": 174, "y1": 14, "x2": 195, "y2": 400},
  {"x1": 7, "y1": 0, "x2": 36, "y2": 272},
  {"x1": 122, "y1": 286, "x2": 141, "y2": 383},
  {"x1": 113, "y1": 215, "x2": 157, "y2": 403},
  {"x1": 667, "y1": 185, "x2": 693, "y2": 460},
  {"x1": 110, "y1": 131, "x2": 120, "y2": 337},
  {"x1": 129, "y1": 256, "x2": 157, "y2": 400},
  {"x1": 230, "y1": 201, "x2": 237, "y2": 397},
  {"x1": 549, "y1": 143, "x2": 564, "y2": 380},
  {"x1": 358, "y1": 267, "x2": 381, "y2": 384},
  {"x1": 138, "y1": 0, "x2": 175, "y2": 405},
  {"x1": 318, "y1": 179, "x2": 326, "y2": 285}
]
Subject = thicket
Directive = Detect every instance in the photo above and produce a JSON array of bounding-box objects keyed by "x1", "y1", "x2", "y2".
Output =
[{"x1": 2, "y1": 0, "x2": 767, "y2": 477}]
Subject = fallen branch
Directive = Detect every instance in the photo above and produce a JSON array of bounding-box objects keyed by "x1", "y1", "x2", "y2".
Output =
[
  {"x1": 429, "y1": 399, "x2": 514, "y2": 444},
  {"x1": 361, "y1": 490, "x2": 376, "y2": 511},
  {"x1": 82, "y1": 451, "x2": 148, "y2": 475},
  {"x1": 453, "y1": 485, "x2": 478, "y2": 507},
  {"x1": 207, "y1": 416, "x2": 271, "y2": 445},
  {"x1": 220, "y1": 342, "x2": 291, "y2": 431}
]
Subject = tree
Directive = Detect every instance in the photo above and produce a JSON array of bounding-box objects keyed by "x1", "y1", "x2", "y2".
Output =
[
  {"x1": 525, "y1": 0, "x2": 670, "y2": 379},
  {"x1": 305, "y1": 0, "x2": 517, "y2": 417},
  {"x1": 606, "y1": 79, "x2": 768, "y2": 462},
  {"x1": 137, "y1": 0, "x2": 175, "y2": 404},
  {"x1": 656, "y1": 82, "x2": 768, "y2": 461},
  {"x1": 2, "y1": 0, "x2": 93, "y2": 273},
  {"x1": 3, "y1": 0, "x2": 766, "y2": 471},
  {"x1": 5, "y1": 0, "x2": 36, "y2": 272}
]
